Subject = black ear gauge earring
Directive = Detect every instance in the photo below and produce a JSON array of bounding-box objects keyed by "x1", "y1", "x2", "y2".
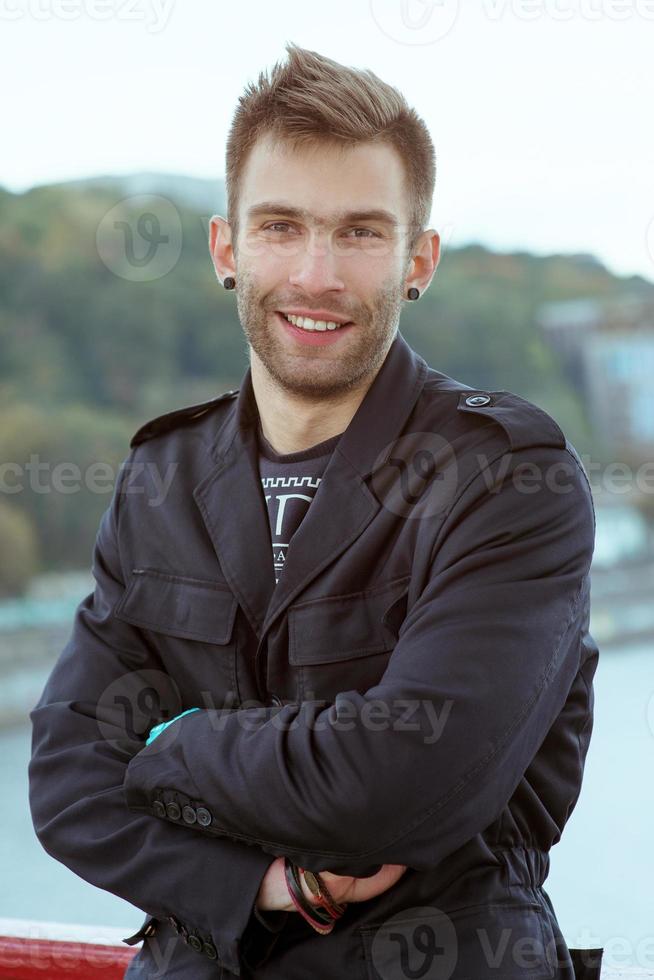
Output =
[
  {"x1": 407, "y1": 287, "x2": 420, "y2": 300},
  {"x1": 223, "y1": 276, "x2": 236, "y2": 290}
]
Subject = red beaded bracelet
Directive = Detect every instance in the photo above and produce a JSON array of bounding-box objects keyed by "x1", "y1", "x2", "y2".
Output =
[
  {"x1": 298, "y1": 867, "x2": 347, "y2": 920},
  {"x1": 283, "y1": 858, "x2": 346, "y2": 935}
]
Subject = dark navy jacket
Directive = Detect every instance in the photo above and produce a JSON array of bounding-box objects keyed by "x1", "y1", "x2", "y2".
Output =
[{"x1": 28, "y1": 331, "x2": 602, "y2": 979}]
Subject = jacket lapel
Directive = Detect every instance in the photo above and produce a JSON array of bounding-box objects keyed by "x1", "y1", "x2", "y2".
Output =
[
  {"x1": 192, "y1": 388, "x2": 276, "y2": 641},
  {"x1": 193, "y1": 330, "x2": 428, "y2": 640}
]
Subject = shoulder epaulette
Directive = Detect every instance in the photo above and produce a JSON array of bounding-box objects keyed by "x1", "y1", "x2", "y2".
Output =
[
  {"x1": 130, "y1": 389, "x2": 239, "y2": 448},
  {"x1": 456, "y1": 389, "x2": 566, "y2": 452}
]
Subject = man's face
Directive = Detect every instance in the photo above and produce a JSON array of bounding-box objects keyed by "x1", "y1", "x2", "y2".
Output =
[{"x1": 223, "y1": 135, "x2": 417, "y2": 399}]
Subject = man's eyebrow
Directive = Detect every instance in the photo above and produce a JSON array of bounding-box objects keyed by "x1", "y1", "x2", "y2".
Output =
[{"x1": 245, "y1": 201, "x2": 400, "y2": 229}]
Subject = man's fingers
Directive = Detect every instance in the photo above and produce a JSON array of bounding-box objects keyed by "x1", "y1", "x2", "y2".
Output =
[{"x1": 319, "y1": 864, "x2": 408, "y2": 904}]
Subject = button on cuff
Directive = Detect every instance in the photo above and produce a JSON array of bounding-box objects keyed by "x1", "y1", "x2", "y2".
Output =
[
  {"x1": 165, "y1": 801, "x2": 181, "y2": 821},
  {"x1": 202, "y1": 941, "x2": 218, "y2": 959},
  {"x1": 182, "y1": 804, "x2": 197, "y2": 824}
]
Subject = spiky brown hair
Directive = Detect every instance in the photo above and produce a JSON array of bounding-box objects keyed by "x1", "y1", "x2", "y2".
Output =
[{"x1": 225, "y1": 43, "x2": 436, "y2": 261}]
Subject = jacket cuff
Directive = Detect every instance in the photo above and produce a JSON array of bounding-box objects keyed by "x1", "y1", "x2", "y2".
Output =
[
  {"x1": 240, "y1": 905, "x2": 289, "y2": 971},
  {"x1": 253, "y1": 906, "x2": 290, "y2": 933}
]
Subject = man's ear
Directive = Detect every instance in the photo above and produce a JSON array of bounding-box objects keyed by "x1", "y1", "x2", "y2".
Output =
[
  {"x1": 209, "y1": 215, "x2": 235, "y2": 281},
  {"x1": 406, "y1": 229, "x2": 441, "y2": 295}
]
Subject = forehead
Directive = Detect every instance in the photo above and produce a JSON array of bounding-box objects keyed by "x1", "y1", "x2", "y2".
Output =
[{"x1": 239, "y1": 133, "x2": 408, "y2": 226}]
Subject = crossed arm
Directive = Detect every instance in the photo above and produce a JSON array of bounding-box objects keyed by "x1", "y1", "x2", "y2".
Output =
[
  {"x1": 142, "y1": 709, "x2": 408, "y2": 912},
  {"x1": 123, "y1": 445, "x2": 595, "y2": 873},
  {"x1": 29, "y1": 444, "x2": 594, "y2": 973}
]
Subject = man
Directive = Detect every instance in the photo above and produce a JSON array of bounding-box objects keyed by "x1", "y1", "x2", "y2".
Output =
[{"x1": 29, "y1": 43, "x2": 602, "y2": 980}]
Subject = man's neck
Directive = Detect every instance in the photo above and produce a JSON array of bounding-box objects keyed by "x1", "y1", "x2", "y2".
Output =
[{"x1": 250, "y1": 358, "x2": 373, "y2": 456}]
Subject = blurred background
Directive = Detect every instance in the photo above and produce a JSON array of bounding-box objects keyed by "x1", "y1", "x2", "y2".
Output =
[{"x1": 1, "y1": 0, "x2": 653, "y2": 970}]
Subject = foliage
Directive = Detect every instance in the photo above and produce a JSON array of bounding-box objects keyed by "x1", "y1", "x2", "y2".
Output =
[
  {"x1": 0, "y1": 498, "x2": 39, "y2": 597},
  {"x1": 1, "y1": 179, "x2": 652, "y2": 589}
]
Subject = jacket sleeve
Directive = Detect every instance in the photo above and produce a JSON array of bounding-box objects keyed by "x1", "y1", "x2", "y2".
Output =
[
  {"x1": 123, "y1": 444, "x2": 596, "y2": 873},
  {"x1": 28, "y1": 453, "x2": 284, "y2": 977}
]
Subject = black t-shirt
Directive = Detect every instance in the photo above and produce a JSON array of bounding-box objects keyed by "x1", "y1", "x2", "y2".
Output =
[
  {"x1": 257, "y1": 418, "x2": 344, "y2": 586},
  {"x1": 248, "y1": 419, "x2": 346, "y2": 946}
]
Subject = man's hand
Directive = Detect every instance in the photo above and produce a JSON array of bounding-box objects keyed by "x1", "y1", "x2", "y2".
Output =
[{"x1": 255, "y1": 856, "x2": 407, "y2": 912}]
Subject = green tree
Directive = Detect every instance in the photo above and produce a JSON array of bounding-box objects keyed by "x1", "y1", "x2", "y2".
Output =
[{"x1": 0, "y1": 498, "x2": 39, "y2": 596}]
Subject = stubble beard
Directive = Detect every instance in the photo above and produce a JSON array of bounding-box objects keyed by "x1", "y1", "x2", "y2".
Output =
[{"x1": 233, "y1": 266, "x2": 406, "y2": 400}]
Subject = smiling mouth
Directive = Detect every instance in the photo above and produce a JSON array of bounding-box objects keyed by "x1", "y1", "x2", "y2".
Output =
[{"x1": 276, "y1": 311, "x2": 353, "y2": 332}]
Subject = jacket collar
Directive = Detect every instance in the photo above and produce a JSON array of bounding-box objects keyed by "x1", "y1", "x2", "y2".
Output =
[{"x1": 193, "y1": 330, "x2": 429, "y2": 641}]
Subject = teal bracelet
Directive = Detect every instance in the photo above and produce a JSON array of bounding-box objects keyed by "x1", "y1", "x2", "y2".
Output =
[{"x1": 145, "y1": 707, "x2": 200, "y2": 745}]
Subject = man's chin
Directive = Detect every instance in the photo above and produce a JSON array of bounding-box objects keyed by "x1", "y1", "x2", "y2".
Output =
[{"x1": 258, "y1": 352, "x2": 368, "y2": 398}]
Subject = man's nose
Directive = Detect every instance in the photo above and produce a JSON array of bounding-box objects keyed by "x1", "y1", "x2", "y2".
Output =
[{"x1": 288, "y1": 233, "x2": 346, "y2": 295}]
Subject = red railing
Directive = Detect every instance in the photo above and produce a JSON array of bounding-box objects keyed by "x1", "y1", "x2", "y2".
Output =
[
  {"x1": 0, "y1": 918, "x2": 138, "y2": 979},
  {"x1": 3, "y1": 919, "x2": 653, "y2": 978}
]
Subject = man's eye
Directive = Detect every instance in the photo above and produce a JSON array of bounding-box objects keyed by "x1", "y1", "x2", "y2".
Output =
[
  {"x1": 263, "y1": 222, "x2": 293, "y2": 233},
  {"x1": 261, "y1": 223, "x2": 379, "y2": 239}
]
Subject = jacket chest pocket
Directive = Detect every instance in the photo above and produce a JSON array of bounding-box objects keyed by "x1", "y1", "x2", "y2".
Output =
[
  {"x1": 114, "y1": 568, "x2": 240, "y2": 706},
  {"x1": 287, "y1": 576, "x2": 411, "y2": 701}
]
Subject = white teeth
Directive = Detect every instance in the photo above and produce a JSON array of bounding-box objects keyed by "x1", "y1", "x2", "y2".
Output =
[{"x1": 285, "y1": 313, "x2": 345, "y2": 332}]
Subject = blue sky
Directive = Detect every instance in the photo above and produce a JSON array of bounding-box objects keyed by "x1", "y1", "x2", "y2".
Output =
[{"x1": 2, "y1": 0, "x2": 653, "y2": 281}]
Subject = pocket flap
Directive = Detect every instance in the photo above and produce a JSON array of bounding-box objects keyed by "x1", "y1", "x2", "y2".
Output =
[
  {"x1": 114, "y1": 568, "x2": 238, "y2": 644},
  {"x1": 289, "y1": 577, "x2": 410, "y2": 666}
]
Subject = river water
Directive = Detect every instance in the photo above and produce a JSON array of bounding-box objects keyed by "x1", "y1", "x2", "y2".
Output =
[{"x1": 2, "y1": 642, "x2": 653, "y2": 969}]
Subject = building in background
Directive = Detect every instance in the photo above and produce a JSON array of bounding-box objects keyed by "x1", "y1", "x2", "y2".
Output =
[{"x1": 537, "y1": 295, "x2": 654, "y2": 455}]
